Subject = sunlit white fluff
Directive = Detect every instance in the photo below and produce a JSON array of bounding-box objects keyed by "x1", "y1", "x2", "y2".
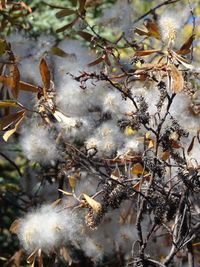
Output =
[
  {"x1": 20, "y1": 124, "x2": 59, "y2": 165},
  {"x1": 102, "y1": 90, "x2": 135, "y2": 118},
  {"x1": 159, "y1": 12, "x2": 180, "y2": 45},
  {"x1": 85, "y1": 121, "x2": 124, "y2": 157},
  {"x1": 18, "y1": 204, "x2": 81, "y2": 253}
]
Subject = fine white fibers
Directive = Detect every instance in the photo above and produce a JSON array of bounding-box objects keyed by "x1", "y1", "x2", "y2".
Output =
[
  {"x1": 159, "y1": 12, "x2": 180, "y2": 45},
  {"x1": 20, "y1": 124, "x2": 59, "y2": 165},
  {"x1": 116, "y1": 224, "x2": 137, "y2": 253},
  {"x1": 102, "y1": 90, "x2": 135, "y2": 118},
  {"x1": 81, "y1": 236, "x2": 104, "y2": 262},
  {"x1": 85, "y1": 121, "x2": 124, "y2": 157},
  {"x1": 18, "y1": 205, "x2": 81, "y2": 253}
]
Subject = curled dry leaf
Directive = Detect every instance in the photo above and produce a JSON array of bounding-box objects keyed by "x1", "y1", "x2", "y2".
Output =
[
  {"x1": 60, "y1": 247, "x2": 72, "y2": 265},
  {"x1": 83, "y1": 193, "x2": 101, "y2": 212},
  {"x1": 0, "y1": 0, "x2": 7, "y2": 9},
  {"x1": 68, "y1": 175, "x2": 76, "y2": 189},
  {"x1": 51, "y1": 47, "x2": 76, "y2": 59},
  {"x1": 9, "y1": 64, "x2": 20, "y2": 99},
  {"x1": 161, "y1": 151, "x2": 170, "y2": 161},
  {"x1": 3, "y1": 110, "x2": 25, "y2": 142},
  {"x1": 187, "y1": 136, "x2": 196, "y2": 155},
  {"x1": 79, "y1": 0, "x2": 86, "y2": 12},
  {"x1": 176, "y1": 34, "x2": 195, "y2": 55},
  {"x1": 134, "y1": 49, "x2": 161, "y2": 57},
  {"x1": 39, "y1": 58, "x2": 51, "y2": 90},
  {"x1": 10, "y1": 219, "x2": 21, "y2": 233},
  {"x1": 0, "y1": 76, "x2": 40, "y2": 92},
  {"x1": 0, "y1": 109, "x2": 26, "y2": 131},
  {"x1": 0, "y1": 100, "x2": 20, "y2": 107},
  {"x1": 169, "y1": 64, "x2": 184, "y2": 93},
  {"x1": 132, "y1": 163, "x2": 148, "y2": 175},
  {"x1": 27, "y1": 248, "x2": 38, "y2": 265},
  {"x1": 56, "y1": 8, "x2": 75, "y2": 18},
  {"x1": 58, "y1": 189, "x2": 73, "y2": 196},
  {"x1": 134, "y1": 20, "x2": 160, "y2": 39},
  {"x1": 88, "y1": 54, "x2": 104, "y2": 66}
]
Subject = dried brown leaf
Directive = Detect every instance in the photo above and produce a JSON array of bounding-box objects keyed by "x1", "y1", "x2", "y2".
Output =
[
  {"x1": 56, "y1": 19, "x2": 77, "y2": 33},
  {"x1": 18, "y1": 81, "x2": 40, "y2": 92},
  {"x1": 39, "y1": 58, "x2": 51, "y2": 90},
  {"x1": 0, "y1": 0, "x2": 6, "y2": 9},
  {"x1": 27, "y1": 249, "x2": 38, "y2": 264},
  {"x1": 0, "y1": 109, "x2": 25, "y2": 131},
  {"x1": 56, "y1": 8, "x2": 75, "y2": 18},
  {"x1": 58, "y1": 189, "x2": 73, "y2": 196},
  {"x1": 0, "y1": 100, "x2": 19, "y2": 107},
  {"x1": 169, "y1": 64, "x2": 184, "y2": 93},
  {"x1": 79, "y1": 0, "x2": 86, "y2": 12},
  {"x1": 83, "y1": 193, "x2": 101, "y2": 212},
  {"x1": 51, "y1": 47, "x2": 76, "y2": 59},
  {"x1": 68, "y1": 175, "x2": 76, "y2": 189},
  {"x1": 10, "y1": 219, "x2": 20, "y2": 233},
  {"x1": 3, "y1": 110, "x2": 25, "y2": 141},
  {"x1": 0, "y1": 76, "x2": 40, "y2": 92},
  {"x1": 77, "y1": 31, "x2": 97, "y2": 42},
  {"x1": 9, "y1": 64, "x2": 20, "y2": 99},
  {"x1": 60, "y1": 247, "x2": 72, "y2": 265},
  {"x1": 187, "y1": 136, "x2": 196, "y2": 155},
  {"x1": 45, "y1": 3, "x2": 67, "y2": 9},
  {"x1": 144, "y1": 20, "x2": 160, "y2": 39},
  {"x1": 132, "y1": 163, "x2": 148, "y2": 175},
  {"x1": 134, "y1": 49, "x2": 160, "y2": 56},
  {"x1": 161, "y1": 151, "x2": 170, "y2": 161},
  {"x1": 134, "y1": 28, "x2": 148, "y2": 36},
  {"x1": 88, "y1": 55, "x2": 104, "y2": 66},
  {"x1": 176, "y1": 34, "x2": 195, "y2": 55}
]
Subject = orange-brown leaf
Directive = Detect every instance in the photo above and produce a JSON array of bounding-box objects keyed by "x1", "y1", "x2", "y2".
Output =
[
  {"x1": 10, "y1": 219, "x2": 20, "y2": 233},
  {"x1": 45, "y1": 3, "x2": 67, "y2": 9},
  {"x1": 83, "y1": 193, "x2": 101, "y2": 212},
  {"x1": 103, "y1": 53, "x2": 111, "y2": 66},
  {"x1": 51, "y1": 47, "x2": 76, "y2": 59},
  {"x1": 56, "y1": 8, "x2": 75, "y2": 18},
  {"x1": 145, "y1": 20, "x2": 160, "y2": 39},
  {"x1": 3, "y1": 111, "x2": 25, "y2": 141},
  {"x1": 56, "y1": 19, "x2": 77, "y2": 33},
  {"x1": 77, "y1": 31, "x2": 97, "y2": 42},
  {"x1": 161, "y1": 151, "x2": 170, "y2": 161},
  {"x1": 176, "y1": 34, "x2": 195, "y2": 55},
  {"x1": 134, "y1": 28, "x2": 149, "y2": 36},
  {"x1": 169, "y1": 64, "x2": 184, "y2": 93},
  {"x1": 0, "y1": 109, "x2": 25, "y2": 131},
  {"x1": 169, "y1": 139, "x2": 182, "y2": 149},
  {"x1": 39, "y1": 58, "x2": 51, "y2": 90},
  {"x1": 9, "y1": 64, "x2": 20, "y2": 99},
  {"x1": 0, "y1": 100, "x2": 20, "y2": 107},
  {"x1": 79, "y1": 0, "x2": 86, "y2": 12},
  {"x1": 60, "y1": 247, "x2": 72, "y2": 265},
  {"x1": 0, "y1": 0, "x2": 7, "y2": 9},
  {"x1": 134, "y1": 49, "x2": 160, "y2": 56},
  {"x1": 132, "y1": 163, "x2": 148, "y2": 175},
  {"x1": 88, "y1": 55, "x2": 104, "y2": 66},
  {"x1": 68, "y1": 175, "x2": 76, "y2": 189},
  {"x1": 0, "y1": 76, "x2": 40, "y2": 92},
  {"x1": 18, "y1": 81, "x2": 40, "y2": 92}
]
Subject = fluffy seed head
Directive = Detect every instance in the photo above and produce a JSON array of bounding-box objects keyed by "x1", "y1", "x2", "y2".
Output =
[
  {"x1": 159, "y1": 13, "x2": 179, "y2": 46},
  {"x1": 18, "y1": 205, "x2": 81, "y2": 253}
]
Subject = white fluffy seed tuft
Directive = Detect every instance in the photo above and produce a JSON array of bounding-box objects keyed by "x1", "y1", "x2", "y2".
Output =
[{"x1": 18, "y1": 205, "x2": 81, "y2": 253}]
